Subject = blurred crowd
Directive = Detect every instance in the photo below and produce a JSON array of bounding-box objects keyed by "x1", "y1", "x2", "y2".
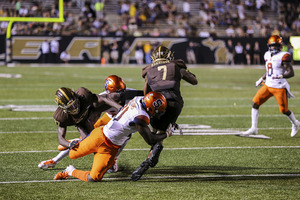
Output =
[{"x1": 0, "y1": 0, "x2": 299, "y2": 38}]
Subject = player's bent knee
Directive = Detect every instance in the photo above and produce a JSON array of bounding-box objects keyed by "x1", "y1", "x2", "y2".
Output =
[
  {"x1": 69, "y1": 151, "x2": 79, "y2": 159},
  {"x1": 87, "y1": 174, "x2": 96, "y2": 182},
  {"x1": 280, "y1": 108, "x2": 289, "y2": 114},
  {"x1": 90, "y1": 173, "x2": 103, "y2": 182}
]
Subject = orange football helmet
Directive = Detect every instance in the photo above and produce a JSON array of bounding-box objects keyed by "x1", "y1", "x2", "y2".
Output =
[
  {"x1": 142, "y1": 91, "x2": 167, "y2": 116},
  {"x1": 104, "y1": 75, "x2": 126, "y2": 93},
  {"x1": 55, "y1": 87, "x2": 80, "y2": 115},
  {"x1": 267, "y1": 35, "x2": 283, "y2": 55}
]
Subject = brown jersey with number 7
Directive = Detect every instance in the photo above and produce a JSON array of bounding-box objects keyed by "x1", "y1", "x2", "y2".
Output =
[{"x1": 142, "y1": 46, "x2": 198, "y2": 131}]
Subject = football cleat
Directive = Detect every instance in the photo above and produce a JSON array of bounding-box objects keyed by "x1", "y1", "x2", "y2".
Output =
[
  {"x1": 131, "y1": 160, "x2": 150, "y2": 181},
  {"x1": 291, "y1": 121, "x2": 300, "y2": 137},
  {"x1": 38, "y1": 159, "x2": 57, "y2": 169},
  {"x1": 53, "y1": 171, "x2": 69, "y2": 180},
  {"x1": 107, "y1": 159, "x2": 118, "y2": 173},
  {"x1": 242, "y1": 128, "x2": 258, "y2": 136}
]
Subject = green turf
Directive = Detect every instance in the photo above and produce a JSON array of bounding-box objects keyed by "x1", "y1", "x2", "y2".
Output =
[{"x1": 1, "y1": 64, "x2": 300, "y2": 200}]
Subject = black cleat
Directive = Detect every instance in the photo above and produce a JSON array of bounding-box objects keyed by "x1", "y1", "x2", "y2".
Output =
[{"x1": 131, "y1": 160, "x2": 150, "y2": 181}]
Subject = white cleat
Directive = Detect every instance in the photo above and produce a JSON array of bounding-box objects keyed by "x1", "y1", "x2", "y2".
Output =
[
  {"x1": 242, "y1": 128, "x2": 258, "y2": 136},
  {"x1": 291, "y1": 121, "x2": 300, "y2": 137},
  {"x1": 38, "y1": 159, "x2": 57, "y2": 169}
]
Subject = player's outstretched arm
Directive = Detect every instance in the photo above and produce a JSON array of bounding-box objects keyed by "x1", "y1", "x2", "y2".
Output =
[
  {"x1": 57, "y1": 126, "x2": 70, "y2": 148},
  {"x1": 256, "y1": 73, "x2": 266, "y2": 87},
  {"x1": 96, "y1": 93, "x2": 122, "y2": 110},
  {"x1": 136, "y1": 123, "x2": 168, "y2": 146},
  {"x1": 180, "y1": 68, "x2": 198, "y2": 85}
]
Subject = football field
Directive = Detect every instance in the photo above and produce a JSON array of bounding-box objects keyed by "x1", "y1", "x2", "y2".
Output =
[{"x1": 1, "y1": 64, "x2": 300, "y2": 200}]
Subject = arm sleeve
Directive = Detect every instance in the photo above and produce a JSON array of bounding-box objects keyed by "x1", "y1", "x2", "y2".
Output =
[{"x1": 180, "y1": 68, "x2": 198, "y2": 85}]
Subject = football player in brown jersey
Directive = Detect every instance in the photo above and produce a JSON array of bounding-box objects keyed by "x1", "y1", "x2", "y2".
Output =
[
  {"x1": 38, "y1": 86, "x2": 122, "y2": 169},
  {"x1": 131, "y1": 45, "x2": 198, "y2": 181}
]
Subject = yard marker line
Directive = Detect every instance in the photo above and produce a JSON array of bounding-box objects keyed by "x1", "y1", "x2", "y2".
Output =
[
  {"x1": 179, "y1": 114, "x2": 294, "y2": 118},
  {"x1": 0, "y1": 131, "x2": 78, "y2": 134},
  {"x1": 0, "y1": 127, "x2": 292, "y2": 134},
  {"x1": 0, "y1": 117, "x2": 52, "y2": 120},
  {"x1": 2, "y1": 146, "x2": 300, "y2": 154},
  {"x1": 1, "y1": 173, "x2": 300, "y2": 184},
  {"x1": 184, "y1": 105, "x2": 299, "y2": 108},
  {"x1": 1, "y1": 114, "x2": 299, "y2": 120}
]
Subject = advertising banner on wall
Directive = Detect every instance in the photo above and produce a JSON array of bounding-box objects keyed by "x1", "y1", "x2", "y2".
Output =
[{"x1": 5, "y1": 36, "x2": 284, "y2": 65}]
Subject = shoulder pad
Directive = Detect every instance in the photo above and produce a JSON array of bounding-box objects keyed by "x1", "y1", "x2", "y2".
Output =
[
  {"x1": 282, "y1": 53, "x2": 292, "y2": 62},
  {"x1": 142, "y1": 65, "x2": 151, "y2": 78}
]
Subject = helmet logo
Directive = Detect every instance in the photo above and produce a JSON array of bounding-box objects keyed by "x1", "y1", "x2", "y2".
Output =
[
  {"x1": 55, "y1": 96, "x2": 64, "y2": 106},
  {"x1": 104, "y1": 79, "x2": 110, "y2": 91},
  {"x1": 153, "y1": 99, "x2": 163, "y2": 111}
]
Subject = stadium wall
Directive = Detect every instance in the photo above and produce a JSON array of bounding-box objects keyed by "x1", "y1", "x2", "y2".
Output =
[{"x1": 0, "y1": 35, "x2": 296, "y2": 64}]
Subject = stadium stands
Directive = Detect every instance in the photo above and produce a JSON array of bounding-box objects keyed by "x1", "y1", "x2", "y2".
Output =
[{"x1": 0, "y1": 0, "x2": 299, "y2": 37}]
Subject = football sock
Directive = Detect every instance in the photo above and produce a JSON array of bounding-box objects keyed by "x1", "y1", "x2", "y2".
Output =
[
  {"x1": 52, "y1": 149, "x2": 69, "y2": 163},
  {"x1": 287, "y1": 112, "x2": 298, "y2": 125},
  {"x1": 72, "y1": 169, "x2": 90, "y2": 182},
  {"x1": 251, "y1": 108, "x2": 259, "y2": 129}
]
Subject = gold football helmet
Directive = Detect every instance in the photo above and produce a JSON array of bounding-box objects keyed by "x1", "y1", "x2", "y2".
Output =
[
  {"x1": 55, "y1": 87, "x2": 80, "y2": 115},
  {"x1": 151, "y1": 46, "x2": 174, "y2": 62}
]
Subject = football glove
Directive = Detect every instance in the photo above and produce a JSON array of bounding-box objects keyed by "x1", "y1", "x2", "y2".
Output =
[
  {"x1": 69, "y1": 140, "x2": 79, "y2": 150},
  {"x1": 255, "y1": 77, "x2": 264, "y2": 87}
]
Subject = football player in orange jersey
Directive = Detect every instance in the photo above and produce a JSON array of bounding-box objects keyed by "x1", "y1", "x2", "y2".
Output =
[
  {"x1": 243, "y1": 35, "x2": 300, "y2": 137},
  {"x1": 53, "y1": 91, "x2": 171, "y2": 182},
  {"x1": 95, "y1": 75, "x2": 143, "y2": 173}
]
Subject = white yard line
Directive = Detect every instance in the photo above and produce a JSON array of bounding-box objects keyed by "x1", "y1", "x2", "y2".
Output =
[
  {"x1": 0, "y1": 114, "x2": 298, "y2": 121},
  {"x1": 1, "y1": 173, "x2": 300, "y2": 184},
  {"x1": 1, "y1": 146, "x2": 300, "y2": 154}
]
